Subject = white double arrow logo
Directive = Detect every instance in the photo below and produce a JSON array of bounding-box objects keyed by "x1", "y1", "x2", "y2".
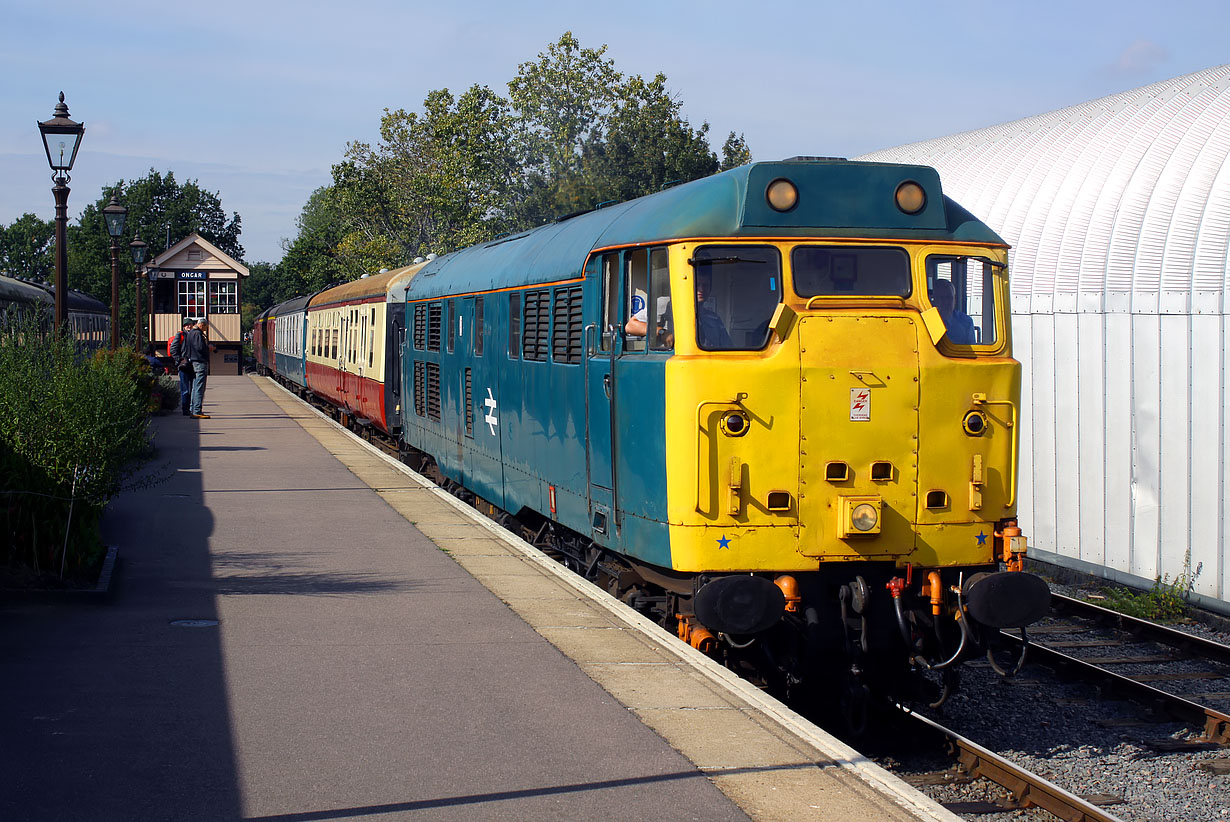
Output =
[{"x1": 484, "y1": 388, "x2": 498, "y2": 435}]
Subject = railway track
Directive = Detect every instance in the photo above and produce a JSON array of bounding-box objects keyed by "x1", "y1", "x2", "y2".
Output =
[
  {"x1": 1008, "y1": 593, "x2": 1230, "y2": 745},
  {"x1": 893, "y1": 706, "x2": 1127, "y2": 822}
]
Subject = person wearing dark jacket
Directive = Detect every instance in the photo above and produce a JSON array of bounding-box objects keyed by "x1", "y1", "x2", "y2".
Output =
[
  {"x1": 184, "y1": 318, "x2": 215, "y2": 419},
  {"x1": 168, "y1": 317, "x2": 195, "y2": 416}
]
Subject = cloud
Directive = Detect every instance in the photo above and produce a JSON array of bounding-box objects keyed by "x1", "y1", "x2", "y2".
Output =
[{"x1": 1112, "y1": 40, "x2": 1169, "y2": 73}]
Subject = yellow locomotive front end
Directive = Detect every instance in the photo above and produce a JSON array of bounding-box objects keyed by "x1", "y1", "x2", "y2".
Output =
[{"x1": 663, "y1": 234, "x2": 1049, "y2": 685}]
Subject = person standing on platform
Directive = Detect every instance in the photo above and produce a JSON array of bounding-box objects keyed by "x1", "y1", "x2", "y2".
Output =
[
  {"x1": 168, "y1": 317, "x2": 195, "y2": 416},
  {"x1": 184, "y1": 317, "x2": 215, "y2": 419}
]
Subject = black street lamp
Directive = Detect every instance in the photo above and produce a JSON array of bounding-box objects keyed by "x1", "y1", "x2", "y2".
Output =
[
  {"x1": 37, "y1": 92, "x2": 85, "y2": 332},
  {"x1": 130, "y1": 233, "x2": 148, "y2": 350},
  {"x1": 102, "y1": 191, "x2": 128, "y2": 350}
]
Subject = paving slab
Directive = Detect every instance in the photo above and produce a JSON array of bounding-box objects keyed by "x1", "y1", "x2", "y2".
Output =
[{"x1": 0, "y1": 375, "x2": 961, "y2": 822}]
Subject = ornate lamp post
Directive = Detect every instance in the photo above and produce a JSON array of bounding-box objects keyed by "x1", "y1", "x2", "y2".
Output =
[
  {"x1": 146, "y1": 266, "x2": 160, "y2": 354},
  {"x1": 130, "y1": 233, "x2": 148, "y2": 350},
  {"x1": 102, "y1": 192, "x2": 128, "y2": 350},
  {"x1": 37, "y1": 92, "x2": 85, "y2": 332}
]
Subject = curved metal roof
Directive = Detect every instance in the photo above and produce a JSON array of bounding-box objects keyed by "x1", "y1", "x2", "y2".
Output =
[{"x1": 857, "y1": 65, "x2": 1230, "y2": 314}]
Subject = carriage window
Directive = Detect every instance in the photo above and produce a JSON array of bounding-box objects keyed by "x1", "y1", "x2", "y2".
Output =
[
  {"x1": 925, "y1": 255, "x2": 1001, "y2": 346},
  {"x1": 792, "y1": 246, "x2": 911, "y2": 298},
  {"x1": 688, "y1": 245, "x2": 781, "y2": 351}
]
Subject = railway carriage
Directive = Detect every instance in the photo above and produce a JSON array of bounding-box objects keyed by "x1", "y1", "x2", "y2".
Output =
[
  {"x1": 0, "y1": 273, "x2": 109, "y2": 351},
  {"x1": 252, "y1": 305, "x2": 274, "y2": 375},
  {"x1": 304, "y1": 265, "x2": 423, "y2": 435},
  {"x1": 270, "y1": 295, "x2": 313, "y2": 390}
]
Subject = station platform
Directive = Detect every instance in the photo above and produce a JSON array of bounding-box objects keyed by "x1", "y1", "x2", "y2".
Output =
[{"x1": 0, "y1": 376, "x2": 960, "y2": 822}]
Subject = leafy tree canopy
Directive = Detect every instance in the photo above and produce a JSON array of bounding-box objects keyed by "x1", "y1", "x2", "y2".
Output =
[{"x1": 0, "y1": 213, "x2": 54, "y2": 281}]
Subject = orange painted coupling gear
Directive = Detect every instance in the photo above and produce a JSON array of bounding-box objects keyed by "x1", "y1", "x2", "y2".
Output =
[
  {"x1": 774, "y1": 575, "x2": 801, "y2": 613},
  {"x1": 996, "y1": 519, "x2": 1026, "y2": 572},
  {"x1": 676, "y1": 617, "x2": 718, "y2": 654},
  {"x1": 925, "y1": 570, "x2": 944, "y2": 615}
]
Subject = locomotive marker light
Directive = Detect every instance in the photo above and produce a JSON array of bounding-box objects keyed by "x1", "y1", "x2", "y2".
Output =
[
  {"x1": 719, "y1": 410, "x2": 749, "y2": 436},
  {"x1": 102, "y1": 192, "x2": 128, "y2": 350},
  {"x1": 38, "y1": 92, "x2": 85, "y2": 332},
  {"x1": 963, "y1": 410, "x2": 988, "y2": 436},
  {"x1": 765, "y1": 178, "x2": 798, "y2": 212},
  {"x1": 895, "y1": 180, "x2": 927, "y2": 214}
]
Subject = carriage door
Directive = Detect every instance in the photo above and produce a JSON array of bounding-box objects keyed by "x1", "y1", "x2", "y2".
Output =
[{"x1": 585, "y1": 253, "x2": 619, "y2": 538}]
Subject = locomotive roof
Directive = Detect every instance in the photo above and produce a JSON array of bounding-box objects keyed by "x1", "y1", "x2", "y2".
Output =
[{"x1": 405, "y1": 159, "x2": 1006, "y2": 298}]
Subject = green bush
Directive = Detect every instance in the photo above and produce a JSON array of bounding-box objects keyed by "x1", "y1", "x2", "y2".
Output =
[
  {"x1": 0, "y1": 313, "x2": 152, "y2": 580},
  {"x1": 1100, "y1": 553, "x2": 1201, "y2": 622}
]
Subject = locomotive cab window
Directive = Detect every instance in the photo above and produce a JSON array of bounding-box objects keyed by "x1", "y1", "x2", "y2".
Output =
[
  {"x1": 792, "y1": 246, "x2": 911, "y2": 297},
  {"x1": 925, "y1": 255, "x2": 1001, "y2": 346},
  {"x1": 688, "y1": 245, "x2": 781, "y2": 351},
  {"x1": 622, "y1": 247, "x2": 672, "y2": 352}
]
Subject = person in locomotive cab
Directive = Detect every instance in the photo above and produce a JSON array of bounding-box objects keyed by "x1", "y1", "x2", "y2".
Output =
[
  {"x1": 624, "y1": 270, "x2": 729, "y2": 349},
  {"x1": 184, "y1": 318, "x2": 216, "y2": 419},
  {"x1": 931, "y1": 279, "x2": 976, "y2": 345},
  {"x1": 168, "y1": 316, "x2": 196, "y2": 416}
]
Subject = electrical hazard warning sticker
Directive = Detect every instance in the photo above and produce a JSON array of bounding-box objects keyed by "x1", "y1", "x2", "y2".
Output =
[{"x1": 850, "y1": 388, "x2": 871, "y2": 421}]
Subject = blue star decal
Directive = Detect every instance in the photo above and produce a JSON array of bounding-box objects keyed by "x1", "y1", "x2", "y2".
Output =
[
  {"x1": 717, "y1": 535, "x2": 731, "y2": 549},
  {"x1": 976, "y1": 531, "x2": 988, "y2": 546}
]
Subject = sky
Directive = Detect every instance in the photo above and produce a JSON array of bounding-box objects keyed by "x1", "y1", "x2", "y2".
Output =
[{"x1": 2, "y1": 0, "x2": 1227, "y2": 265}]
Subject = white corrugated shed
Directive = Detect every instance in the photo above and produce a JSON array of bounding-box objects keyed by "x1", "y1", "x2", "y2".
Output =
[{"x1": 858, "y1": 65, "x2": 1230, "y2": 616}]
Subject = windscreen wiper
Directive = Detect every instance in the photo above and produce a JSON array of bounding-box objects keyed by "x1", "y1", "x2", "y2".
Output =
[{"x1": 687, "y1": 256, "x2": 767, "y2": 266}]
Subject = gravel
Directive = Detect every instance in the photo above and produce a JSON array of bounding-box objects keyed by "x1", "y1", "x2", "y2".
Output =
[{"x1": 874, "y1": 580, "x2": 1230, "y2": 822}]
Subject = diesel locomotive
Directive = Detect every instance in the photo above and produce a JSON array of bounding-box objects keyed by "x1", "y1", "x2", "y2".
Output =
[{"x1": 255, "y1": 158, "x2": 1051, "y2": 707}]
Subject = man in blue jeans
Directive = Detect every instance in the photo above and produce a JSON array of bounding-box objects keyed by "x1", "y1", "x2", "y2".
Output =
[
  {"x1": 167, "y1": 317, "x2": 195, "y2": 416},
  {"x1": 184, "y1": 318, "x2": 215, "y2": 419}
]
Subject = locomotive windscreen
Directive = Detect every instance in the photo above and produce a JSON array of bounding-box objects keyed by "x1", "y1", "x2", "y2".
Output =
[{"x1": 791, "y1": 246, "x2": 911, "y2": 297}]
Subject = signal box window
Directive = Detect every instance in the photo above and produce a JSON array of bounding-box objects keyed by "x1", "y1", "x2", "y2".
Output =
[
  {"x1": 178, "y1": 280, "x2": 205, "y2": 318},
  {"x1": 792, "y1": 246, "x2": 911, "y2": 297},
  {"x1": 622, "y1": 248, "x2": 673, "y2": 352},
  {"x1": 688, "y1": 245, "x2": 781, "y2": 351},
  {"x1": 926, "y1": 255, "x2": 1000, "y2": 346}
]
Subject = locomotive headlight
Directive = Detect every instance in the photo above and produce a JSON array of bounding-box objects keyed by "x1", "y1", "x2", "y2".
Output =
[
  {"x1": 766, "y1": 178, "x2": 798, "y2": 212},
  {"x1": 838, "y1": 496, "x2": 882, "y2": 537},
  {"x1": 851, "y1": 503, "x2": 878, "y2": 532},
  {"x1": 720, "y1": 410, "x2": 750, "y2": 437},
  {"x1": 895, "y1": 181, "x2": 926, "y2": 214},
  {"x1": 963, "y1": 410, "x2": 988, "y2": 436}
]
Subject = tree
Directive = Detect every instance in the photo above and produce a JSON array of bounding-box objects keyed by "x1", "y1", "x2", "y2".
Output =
[
  {"x1": 0, "y1": 214, "x2": 55, "y2": 281},
  {"x1": 66, "y1": 170, "x2": 243, "y2": 348},
  {"x1": 507, "y1": 32, "x2": 728, "y2": 225},
  {"x1": 720, "y1": 132, "x2": 753, "y2": 171},
  {"x1": 332, "y1": 84, "x2": 519, "y2": 270}
]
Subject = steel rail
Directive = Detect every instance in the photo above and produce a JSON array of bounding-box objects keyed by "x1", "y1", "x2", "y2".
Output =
[
  {"x1": 896, "y1": 706, "x2": 1127, "y2": 822},
  {"x1": 1048, "y1": 592, "x2": 1230, "y2": 667},
  {"x1": 1003, "y1": 635, "x2": 1230, "y2": 745}
]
